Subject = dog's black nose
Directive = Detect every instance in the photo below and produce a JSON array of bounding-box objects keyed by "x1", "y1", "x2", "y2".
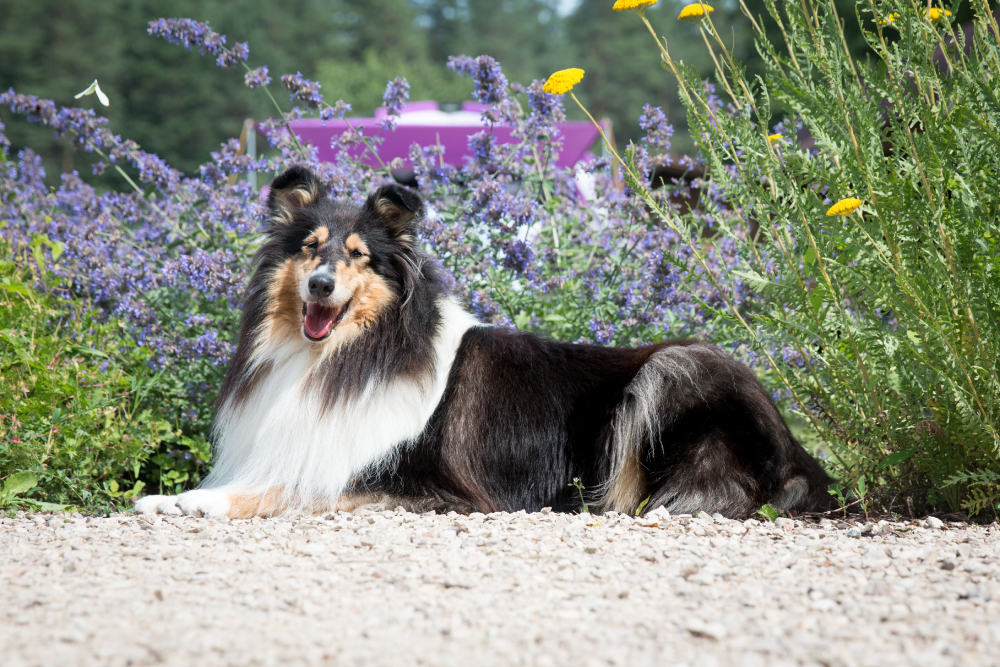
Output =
[{"x1": 308, "y1": 274, "x2": 335, "y2": 297}]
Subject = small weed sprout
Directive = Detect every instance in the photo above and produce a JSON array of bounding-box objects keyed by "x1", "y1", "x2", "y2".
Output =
[
  {"x1": 569, "y1": 477, "x2": 589, "y2": 514},
  {"x1": 756, "y1": 504, "x2": 779, "y2": 522}
]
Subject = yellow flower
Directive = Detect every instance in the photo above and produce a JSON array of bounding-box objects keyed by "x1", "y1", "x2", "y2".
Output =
[
  {"x1": 925, "y1": 7, "x2": 952, "y2": 21},
  {"x1": 825, "y1": 198, "x2": 863, "y2": 216},
  {"x1": 877, "y1": 12, "x2": 899, "y2": 25},
  {"x1": 767, "y1": 133, "x2": 783, "y2": 143},
  {"x1": 678, "y1": 3, "x2": 715, "y2": 21},
  {"x1": 543, "y1": 68, "x2": 585, "y2": 95},
  {"x1": 612, "y1": 0, "x2": 659, "y2": 13}
]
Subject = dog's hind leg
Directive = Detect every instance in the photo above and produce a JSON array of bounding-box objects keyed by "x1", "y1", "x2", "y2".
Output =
[{"x1": 601, "y1": 342, "x2": 830, "y2": 519}]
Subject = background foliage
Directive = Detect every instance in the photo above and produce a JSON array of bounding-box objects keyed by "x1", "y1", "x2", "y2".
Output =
[{"x1": 0, "y1": 238, "x2": 162, "y2": 511}]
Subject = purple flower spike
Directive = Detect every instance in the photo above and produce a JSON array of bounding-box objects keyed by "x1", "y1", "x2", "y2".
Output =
[
  {"x1": 147, "y1": 18, "x2": 227, "y2": 56},
  {"x1": 380, "y1": 77, "x2": 410, "y2": 131},
  {"x1": 447, "y1": 56, "x2": 509, "y2": 108}
]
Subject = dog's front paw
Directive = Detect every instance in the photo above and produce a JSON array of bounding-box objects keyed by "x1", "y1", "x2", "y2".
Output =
[
  {"x1": 134, "y1": 495, "x2": 182, "y2": 516},
  {"x1": 175, "y1": 489, "x2": 231, "y2": 519}
]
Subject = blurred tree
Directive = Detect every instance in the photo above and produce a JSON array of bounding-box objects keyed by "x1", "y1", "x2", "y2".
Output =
[
  {"x1": 0, "y1": 0, "x2": 343, "y2": 186},
  {"x1": 417, "y1": 0, "x2": 569, "y2": 84}
]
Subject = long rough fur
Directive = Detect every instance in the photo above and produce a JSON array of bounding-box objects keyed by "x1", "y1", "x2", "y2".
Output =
[{"x1": 137, "y1": 165, "x2": 832, "y2": 520}]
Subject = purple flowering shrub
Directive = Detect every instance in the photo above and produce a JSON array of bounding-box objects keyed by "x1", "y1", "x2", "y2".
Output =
[{"x1": 0, "y1": 18, "x2": 750, "y2": 505}]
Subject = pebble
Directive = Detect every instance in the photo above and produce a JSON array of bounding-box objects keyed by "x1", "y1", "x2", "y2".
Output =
[{"x1": 0, "y1": 511, "x2": 996, "y2": 666}]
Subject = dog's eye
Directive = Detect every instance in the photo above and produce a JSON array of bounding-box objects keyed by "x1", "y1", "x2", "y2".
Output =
[
  {"x1": 351, "y1": 250, "x2": 365, "y2": 259},
  {"x1": 305, "y1": 241, "x2": 319, "y2": 250}
]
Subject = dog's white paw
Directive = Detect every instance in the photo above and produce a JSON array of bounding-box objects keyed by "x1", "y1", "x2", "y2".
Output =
[
  {"x1": 175, "y1": 489, "x2": 230, "y2": 519},
  {"x1": 134, "y1": 495, "x2": 182, "y2": 516}
]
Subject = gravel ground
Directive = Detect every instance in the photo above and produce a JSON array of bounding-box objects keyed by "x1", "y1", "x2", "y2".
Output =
[{"x1": 1, "y1": 507, "x2": 998, "y2": 667}]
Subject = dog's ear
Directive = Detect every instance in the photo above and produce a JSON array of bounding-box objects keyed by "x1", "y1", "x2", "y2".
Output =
[
  {"x1": 365, "y1": 182, "x2": 423, "y2": 246},
  {"x1": 267, "y1": 166, "x2": 324, "y2": 226}
]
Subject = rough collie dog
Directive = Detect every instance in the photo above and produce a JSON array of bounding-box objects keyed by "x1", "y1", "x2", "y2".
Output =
[{"x1": 136, "y1": 165, "x2": 831, "y2": 520}]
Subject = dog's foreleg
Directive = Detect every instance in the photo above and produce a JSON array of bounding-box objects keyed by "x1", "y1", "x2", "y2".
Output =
[{"x1": 136, "y1": 487, "x2": 305, "y2": 519}]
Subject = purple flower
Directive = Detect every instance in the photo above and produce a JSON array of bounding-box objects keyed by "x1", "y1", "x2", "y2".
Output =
[
  {"x1": 216, "y1": 42, "x2": 248, "y2": 69},
  {"x1": 244, "y1": 65, "x2": 271, "y2": 89},
  {"x1": 281, "y1": 72, "x2": 323, "y2": 110},
  {"x1": 320, "y1": 100, "x2": 351, "y2": 122},
  {"x1": 639, "y1": 104, "x2": 673, "y2": 153},
  {"x1": 380, "y1": 77, "x2": 410, "y2": 131},
  {"x1": 448, "y1": 56, "x2": 509, "y2": 108}
]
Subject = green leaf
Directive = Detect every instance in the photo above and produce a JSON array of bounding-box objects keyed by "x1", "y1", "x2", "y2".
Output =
[
  {"x1": 0, "y1": 279, "x2": 32, "y2": 297},
  {"x1": 2, "y1": 472, "x2": 38, "y2": 498},
  {"x1": 876, "y1": 448, "x2": 916, "y2": 470},
  {"x1": 756, "y1": 504, "x2": 779, "y2": 522},
  {"x1": 634, "y1": 496, "x2": 650, "y2": 516},
  {"x1": 804, "y1": 247, "x2": 817, "y2": 265},
  {"x1": 25, "y1": 501, "x2": 76, "y2": 513},
  {"x1": 730, "y1": 270, "x2": 773, "y2": 293},
  {"x1": 809, "y1": 291, "x2": 824, "y2": 314}
]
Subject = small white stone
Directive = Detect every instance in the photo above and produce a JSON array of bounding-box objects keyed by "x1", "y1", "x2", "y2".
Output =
[
  {"x1": 774, "y1": 517, "x2": 795, "y2": 531},
  {"x1": 926, "y1": 516, "x2": 944, "y2": 529}
]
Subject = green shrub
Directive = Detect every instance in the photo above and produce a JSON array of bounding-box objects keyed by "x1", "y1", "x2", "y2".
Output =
[
  {"x1": 604, "y1": 0, "x2": 1000, "y2": 515},
  {"x1": 0, "y1": 237, "x2": 170, "y2": 511}
]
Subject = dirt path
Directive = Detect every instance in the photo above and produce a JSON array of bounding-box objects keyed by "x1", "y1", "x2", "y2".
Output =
[{"x1": 1, "y1": 508, "x2": 997, "y2": 666}]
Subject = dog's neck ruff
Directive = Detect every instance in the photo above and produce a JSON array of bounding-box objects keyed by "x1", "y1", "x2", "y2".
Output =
[{"x1": 207, "y1": 297, "x2": 478, "y2": 502}]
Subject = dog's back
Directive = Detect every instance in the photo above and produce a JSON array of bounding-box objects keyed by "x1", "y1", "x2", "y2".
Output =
[{"x1": 347, "y1": 326, "x2": 831, "y2": 517}]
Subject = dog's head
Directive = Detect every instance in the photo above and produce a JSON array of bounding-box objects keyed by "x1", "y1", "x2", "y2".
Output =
[{"x1": 257, "y1": 165, "x2": 424, "y2": 349}]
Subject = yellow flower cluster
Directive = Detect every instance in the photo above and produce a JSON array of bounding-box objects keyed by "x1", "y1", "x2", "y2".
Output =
[
  {"x1": 678, "y1": 2, "x2": 714, "y2": 21},
  {"x1": 825, "y1": 198, "x2": 863, "y2": 216},
  {"x1": 925, "y1": 7, "x2": 952, "y2": 21},
  {"x1": 767, "y1": 133, "x2": 783, "y2": 143},
  {"x1": 877, "y1": 12, "x2": 899, "y2": 25},
  {"x1": 543, "y1": 68, "x2": 586, "y2": 95},
  {"x1": 612, "y1": 0, "x2": 659, "y2": 13}
]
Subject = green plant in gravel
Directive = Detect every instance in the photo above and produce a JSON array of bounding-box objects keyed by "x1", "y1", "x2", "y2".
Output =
[
  {"x1": 569, "y1": 477, "x2": 590, "y2": 514},
  {"x1": 756, "y1": 503, "x2": 780, "y2": 522},
  {"x1": 0, "y1": 237, "x2": 172, "y2": 511},
  {"x1": 599, "y1": 0, "x2": 1000, "y2": 515}
]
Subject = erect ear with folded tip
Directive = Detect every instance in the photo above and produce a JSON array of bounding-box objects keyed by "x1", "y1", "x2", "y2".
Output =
[
  {"x1": 366, "y1": 182, "x2": 423, "y2": 246},
  {"x1": 267, "y1": 166, "x2": 324, "y2": 226}
]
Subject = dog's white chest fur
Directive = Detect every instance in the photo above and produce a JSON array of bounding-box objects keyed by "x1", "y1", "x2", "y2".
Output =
[{"x1": 206, "y1": 297, "x2": 477, "y2": 500}]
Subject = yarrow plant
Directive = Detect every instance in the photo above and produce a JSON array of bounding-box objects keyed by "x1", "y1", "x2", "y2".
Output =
[
  {"x1": 592, "y1": 0, "x2": 1000, "y2": 515},
  {"x1": 0, "y1": 16, "x2": 748, "y2": 507}
]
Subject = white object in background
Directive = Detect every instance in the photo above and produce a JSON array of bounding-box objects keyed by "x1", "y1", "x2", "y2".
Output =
[{"x1": 74, "y1": 80, "x2": 109, "y2": 107}]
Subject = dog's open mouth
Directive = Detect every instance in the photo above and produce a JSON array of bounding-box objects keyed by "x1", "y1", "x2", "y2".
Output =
[{"x1": 302, "y1": 299, "x2": 350, "y2": 341}]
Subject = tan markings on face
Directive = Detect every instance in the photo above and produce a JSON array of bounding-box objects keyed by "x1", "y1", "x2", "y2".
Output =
[
  {"x1": 311, "y1": 226, "x2": 330, "y2": 246},
  {"x1": 264, "y1": 255, "x2": 321, "y2": 345},
  {"x1": 344, "y1": 233, "x2": 369, "y2": 257},
  {"x1": 334, "y1": 245, "x2": 394, "y2": 331}
]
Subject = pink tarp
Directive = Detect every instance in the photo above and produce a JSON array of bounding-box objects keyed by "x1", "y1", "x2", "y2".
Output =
[{"x1": 288, "y1": 101, "x2": 600, "y2": 170}]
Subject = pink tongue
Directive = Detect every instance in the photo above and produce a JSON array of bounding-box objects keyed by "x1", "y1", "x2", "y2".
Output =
[{"x1": 304, "y1": 303, "x2": 335, "y2": 339}]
